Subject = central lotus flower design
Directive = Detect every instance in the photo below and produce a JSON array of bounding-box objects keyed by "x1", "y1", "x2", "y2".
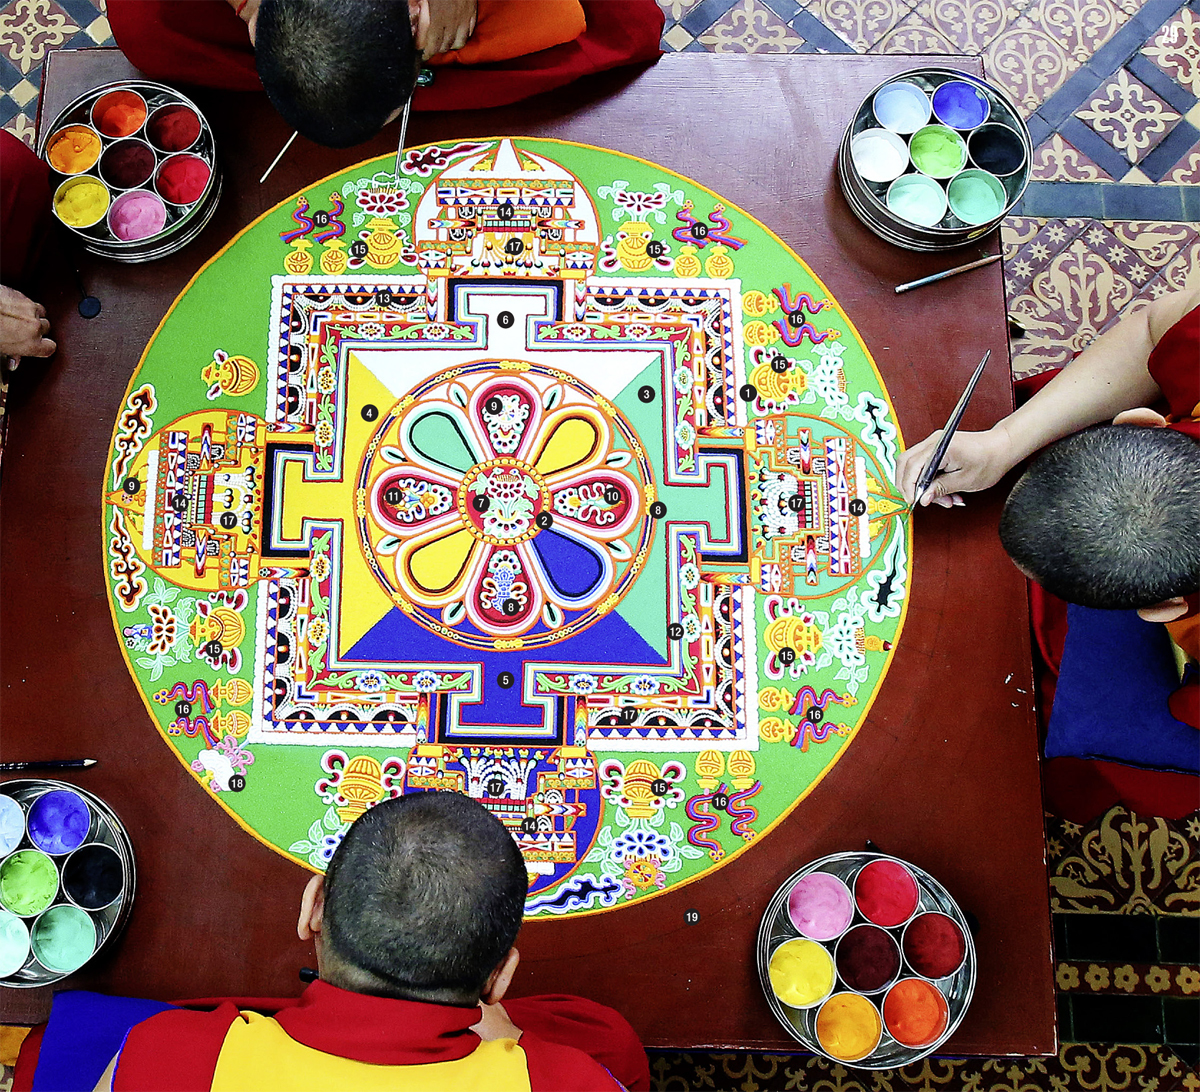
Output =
[{"x1": 363, "y1": 364, "x2": 653, "y2": 645}]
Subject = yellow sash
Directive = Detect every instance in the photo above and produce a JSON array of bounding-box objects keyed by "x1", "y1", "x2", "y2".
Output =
[{"x1": 210, "y1": 1010, "x2": 532, "y2": 1092}]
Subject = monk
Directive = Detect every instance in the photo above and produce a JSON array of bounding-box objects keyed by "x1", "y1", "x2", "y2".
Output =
[
  {"x1": 107, "y1": 0, "x2": 665, "y2": 147},
  {"x1": 0, "y1": 131, "x2": 56, "y2": 369},
  {"x1": 13, "y1": 792, "x2": 649, "y2": 1091}
]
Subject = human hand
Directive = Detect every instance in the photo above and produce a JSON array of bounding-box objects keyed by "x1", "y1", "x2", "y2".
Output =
[
  {"x1": 0, "y1": 285, "x2": 55, "y2": 362},
  {"x1": 896, "y1": 426, "x2": 1015, "y2": 507},
  {"x1": 471, "y1": 1000, "x2": 522, "y2": 1042},
  {"x1": 417, "y1": 0, "x2": 478, "y2": 57}
]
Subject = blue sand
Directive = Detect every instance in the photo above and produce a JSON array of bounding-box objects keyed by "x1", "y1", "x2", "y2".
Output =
[
  {"x1": 933, "y1": 82, "x2": 989, "y2": 130},
  {"x1": 349, "y1": 606, "x2": 667, "y2": 734},
  {"x1": 27, "y1": 790, "x2": 89, "y2": 855},
  {"x1": 530, "y1": 529, "x2": 605, "y2": 601}
]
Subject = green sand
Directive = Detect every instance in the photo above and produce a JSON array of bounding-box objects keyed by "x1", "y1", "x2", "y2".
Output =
[
  {"x1": 0, "y1": 850, "x2": 58, "y2": 916},
  {"x1": 948, "y1": 171, "x2": 1005, "y2": 225},
  {"x1": 31, "y1": 904, "x2": 95, "y2": 972},
  {"x1": 909, "y1": 126, "x2": 966, "y2": 178},
  {"x1": 0, "y1": 910, "x2": 30, "y2": 976}
]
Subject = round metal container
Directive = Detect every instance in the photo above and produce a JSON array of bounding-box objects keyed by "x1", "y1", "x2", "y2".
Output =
[
  {"x1": 39, "y1": 80, "x2": 220, "y2": 263},
  {"x1": 0, "y1": 779, "x2": 135, "y2": 988},
  {"x1": 757, "y1": 851, "x2": 976, "y2": 1069},
  {"x1": 839, "y1": 68, "x2": 1031, "y2": 251}
]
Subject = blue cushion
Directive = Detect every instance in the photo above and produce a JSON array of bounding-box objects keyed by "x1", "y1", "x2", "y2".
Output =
[
  {"x1": 33, "y1": 991, "x2": 174, "y2": 1091},
  {"x1": 1045, "y1": 604, "x2": 1200, "y2": 775}
]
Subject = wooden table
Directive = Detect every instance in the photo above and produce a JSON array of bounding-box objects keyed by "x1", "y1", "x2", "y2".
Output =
[{"x1": 0, "y1": 47, "x2": 1054, "y2": 1054}]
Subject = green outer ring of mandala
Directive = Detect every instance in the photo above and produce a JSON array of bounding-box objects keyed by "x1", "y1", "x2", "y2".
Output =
[{"x1": 101, "y1": 138, "x2": 910, "y2": 919}]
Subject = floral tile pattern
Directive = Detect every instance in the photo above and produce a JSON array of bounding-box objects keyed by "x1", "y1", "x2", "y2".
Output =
[
  {"x1": 902, "y1": 0, "x2": 1016, "y2": 56},
  {"x1": 1056, "y1": 960, "x2": 1199, "y2": 996},
  {"x1": 984, "y1": 15, "x2": 1080, "y2": 116},
  {"x1": 1164, "y1": 139, "x2": 1200, "y2": 181},
  {"x1": 1143, "y1": 5, "x2": 1200, "y2": 96},
  {"x1": 1024, "y1": 0, "x2": 1131, "y2": 65},
  {"x1": 1076, "y1": 67, "x2": 1183, "y2": 162},
  {"x1": 1030, "y1": 133, "x2": 1117, "y2": 179},
  {"x1": 697, "y1": 0, "x2": 806, "y2": 51},
  {"x1": 0, "y1": 0, "x2": 79, "y2": 76},
  {"x1": 802, "y1": 0, "x2": 912, "y2": 51}
]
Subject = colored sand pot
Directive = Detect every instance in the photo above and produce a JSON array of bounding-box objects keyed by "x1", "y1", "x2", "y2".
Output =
[
  {"x1": 903, "y1": 912, "x2": 967, "y2": 980},
  {"x1": 885, "y1": 174, "x2": 947, "y2": 228},
  {"x1": 53, "y1": 176, "x2": 110, "y2": 230},
  {"x1": 834, "y1": 924, "x2": 901, "y2": 994},
  {"x1": 100, "y1": 139, "x2": 157, "y2": 191},
  {"x1": 908, "y1": 125, "x2": 967, "y2": 179},
  {"x1": 815, "y1": 992, "x2": 882, "y2": 1062},
  {"x1": 883, "y1": 978, "x2": 949, "y2": 1048},
  {"x1": 768, "y1": 938, "x2": 836, "y2": 1009},
  {"x1": 947, "y1": 170, "x2": 1006, "y2": 226},
  {"x1": 109, "y1": 190, "x2": 168, "y2": 243},
  {"x1": 63, "y1": 843, "x2": 124, "y2": 911},
  {"x1": 850, "y1": 129, "x2": 909, "y2": 184},
  {"x1": 854, "y1": 859, "x2": 919, "y2": 928},
  {"x1": 0, "y1": 851, "x2": 58, "y2": 916},
  {"x1": 31, "y1": 904, "x2": 96, "y2": 974},
  {"x1": 27, "y1": 790, "x2": 90, "y2": 855},
  {"x1": 0, "y1": 796, "x2": 24, "y2": 856},
  {"x1": 147, "y1": 103, "x2": 202, "y2": 153},
  {"x1": 91, "y1": 88, "x2": 147, "y2": 138},
  {"x1": 872, "y1": 81, "x2": 931, "y2": 134},
  {"x1": 46, "y1": 125, "x2": 101, "y2": 175},
  {"x1": 787, "y1": 872, "x2": 854, "y2": 941},
  {"x1": 0, "y1": 910, "x2": 31, "y2": 977},
  {"x1": 968, "y1": 123, "x2": 1027, "y2": 177},
  {"x1": 156, "y1": 153, "x2": 211, "y2": 206},
  {"x1": 931, "y1": 80, "x2": 990, "y2": 130}
]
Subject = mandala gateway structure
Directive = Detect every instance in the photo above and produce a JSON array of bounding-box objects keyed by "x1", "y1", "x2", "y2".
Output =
[{"x1": 104, "y1": 139, "x2": 910, "y2": 916}]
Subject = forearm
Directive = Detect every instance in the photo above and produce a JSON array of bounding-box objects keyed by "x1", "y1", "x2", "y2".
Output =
[{"x1": 993, "y1": 302, "x2": 1165, "y2": 466}]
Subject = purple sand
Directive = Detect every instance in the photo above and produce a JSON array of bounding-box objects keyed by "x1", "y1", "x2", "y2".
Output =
[
  {"x1": 787, "y1": 872, "x2": 854, "y2": 941},
  {"x1": 836, "y1": 924, "x2": 901, "y2": 992},
  {"x1": 63, "y1": 844, "x2": 123, "y2": 910},
  {"x1": 27, "y1": 790, "x2": 90, "y2": 855},
  {"x1": 932, "y1": 81, "x2": 989, "y2": 130},
  {"x1": 100, "y1": 140, "x2": 156, "y2": 189}
]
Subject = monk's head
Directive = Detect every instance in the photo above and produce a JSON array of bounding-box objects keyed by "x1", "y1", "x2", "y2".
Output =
[
  {"x1": 999, "y1": 422, "x2": 1200, "y2": 612},
  {"x1": 299, "y1": 792, "x2": 527, "y2": 1005},
  {"x1": 254, "y1": 0, "x2": 419, "y2": 148}
]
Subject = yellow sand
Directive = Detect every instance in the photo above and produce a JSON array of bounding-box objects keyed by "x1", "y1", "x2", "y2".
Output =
[
  {"x1": 768, "y1": 938, "x2": 835, "y2": 1008},
  {"x1": 816, "y1": 992, "x2": 882, "y2": 1061},
  {"x1": 54, "y1": 177, "x2": 109, "y2": 228}
]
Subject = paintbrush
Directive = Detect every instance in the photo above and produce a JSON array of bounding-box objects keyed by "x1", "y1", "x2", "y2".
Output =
[
  {"x1": 910, "y1": 349, "x2": 992, "y2": 510},
  {"x1": 895, "y1": 254, "x2": 1001, "y2": 294}
]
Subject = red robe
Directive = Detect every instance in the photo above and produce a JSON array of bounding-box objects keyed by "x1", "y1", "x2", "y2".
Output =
[
  {"x1": 106, "y1": 0, "x2": 664, "y2": 110},
  {"x1": 0, "y1": 130, "x2": 52, "y2": 291}
]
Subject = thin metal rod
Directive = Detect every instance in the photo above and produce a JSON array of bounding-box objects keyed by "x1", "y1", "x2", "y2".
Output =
[
  {"x1": 895, "y1": 253, "x2": 1001, "y2": 294},
  {"x1": 259, "y1": 130, "x2": 298, "y2": 185},
  {"x1": 394, "y1": 96, "x2": 413, "y2": 181},
  {"x1": 911, "y1": 349, "x2": 992, "y2": 508}
]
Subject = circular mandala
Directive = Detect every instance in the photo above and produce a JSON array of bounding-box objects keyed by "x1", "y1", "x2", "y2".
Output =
[
  {"x1": 102, "y1": 138, "x2": 910, "y2": 916},
  {"x1": 360, "y1": 362, "x2": 655, "y2": 648}
]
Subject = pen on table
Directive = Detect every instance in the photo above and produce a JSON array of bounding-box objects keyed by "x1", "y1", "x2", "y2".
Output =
[
  {"x1": 0, "y1": 758, "x2": 98, "y2": 773},
  {"x1": 895, "y1": 254, "x2": 1001, "y2": 295},
  {"x1": 909, "y1": 349, "x2": 992, "y2": 511}
]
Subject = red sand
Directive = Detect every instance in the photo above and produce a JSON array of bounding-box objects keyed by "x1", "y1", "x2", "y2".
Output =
[
  {"x1": 156, "y1": 155, "x2": 210, "y2": 205},
  {"x1": 854, "y1": 860, "x2": 919, "y2": 928},
  {"x1": 903, "y1": 913, "x2": 966, "y2": 979},
  {"x1": 148, "y1": 104, "x2": 201, "y2": 153}
]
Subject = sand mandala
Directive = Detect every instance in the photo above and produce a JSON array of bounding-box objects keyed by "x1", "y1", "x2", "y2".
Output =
[{"x1": 103, "y1": 139, "x2": 909, "y2": 916}]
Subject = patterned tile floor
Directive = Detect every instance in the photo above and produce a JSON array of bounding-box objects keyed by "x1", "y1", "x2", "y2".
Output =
[{"x1": 0, "y1": 1, "x2": 1197, "y2": 1088}]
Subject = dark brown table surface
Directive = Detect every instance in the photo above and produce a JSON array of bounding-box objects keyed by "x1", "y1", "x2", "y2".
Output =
[{"x1": 1, "y1": 47, "x2": 1053, "y2": 1053}]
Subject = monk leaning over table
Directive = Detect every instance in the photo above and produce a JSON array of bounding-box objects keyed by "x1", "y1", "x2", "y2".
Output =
[
  {"x1": 0, "y1": 131, "x2": 56, "y2": 370},
  {"x1": 12, "y1": 792, "x2": 650, "y2": 1091},
  {"x1": 107, "y1": 0, "x2": 665, "y2": 148}
]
